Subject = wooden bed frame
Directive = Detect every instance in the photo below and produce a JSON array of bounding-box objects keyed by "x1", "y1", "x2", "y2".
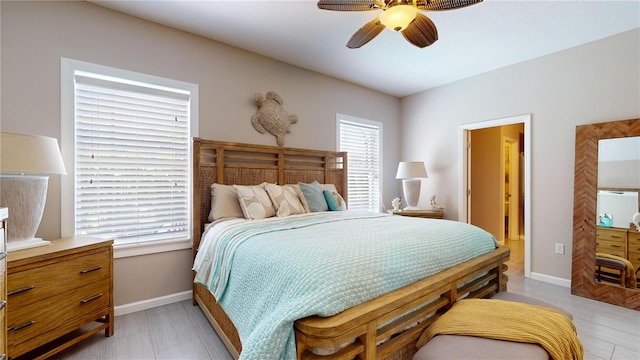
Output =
[{"x1": 191, "y1": 138, "x2": 510, "y2": 360}]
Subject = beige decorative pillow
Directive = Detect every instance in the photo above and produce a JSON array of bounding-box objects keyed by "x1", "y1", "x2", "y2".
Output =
[
  {"x1": 293, "y1": 184, "x2": 310, "y2": 213},
  {"x1": 264, "y1": 183, "x2": 306, "y2": 217},
  {"x1": 234, "y1": 184, "x2": 276, "y2": 219},
  {"x1": 208, "y1": 184, "x2": 245, "y2": 221}
]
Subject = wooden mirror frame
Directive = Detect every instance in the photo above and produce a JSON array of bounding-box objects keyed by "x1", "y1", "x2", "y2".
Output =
[{"x1": 571, "y1": 118, "x2": 640, "y2": 309}]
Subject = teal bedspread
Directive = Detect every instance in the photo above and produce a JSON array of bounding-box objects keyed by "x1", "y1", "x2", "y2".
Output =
[{"x1": 193, "y1": 211, "x2": 497, "y2": 360}]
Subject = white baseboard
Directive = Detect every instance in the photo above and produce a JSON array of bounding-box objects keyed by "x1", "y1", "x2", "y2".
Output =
[
  {"x1": 114, "y1": 290, "x2": 192, "y2": 316},
  {"x1": 530, "y1": 272, "x2": 571, "y2": 288}
]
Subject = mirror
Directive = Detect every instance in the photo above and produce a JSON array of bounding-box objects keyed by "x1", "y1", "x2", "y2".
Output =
[
  {"x1": 597, "y1": 190, "x2": 639, "y2": 229},
  {"x1": 572, "y1": 119, "x2": 640, "y2": 309}
]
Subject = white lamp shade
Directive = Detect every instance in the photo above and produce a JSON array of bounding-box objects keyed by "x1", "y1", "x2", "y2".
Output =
[
  {"x1": 1, "y1": 132, "x2": 66, "y2": 175},
  {"x1": 396, "y1": 161, "x2": 427, "y2": 179}
]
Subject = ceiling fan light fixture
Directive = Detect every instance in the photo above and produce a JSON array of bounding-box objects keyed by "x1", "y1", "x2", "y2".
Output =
[{"x1": 379, "y1": 5, "x2": 417, "y2": 31}]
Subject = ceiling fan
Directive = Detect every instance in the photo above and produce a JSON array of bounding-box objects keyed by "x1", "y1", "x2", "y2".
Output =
[{"x1": 317, "y1": 0, "x2": 482, "y2": 49}]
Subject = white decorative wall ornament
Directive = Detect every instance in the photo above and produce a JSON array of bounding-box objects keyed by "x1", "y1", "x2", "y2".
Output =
[{"x1": 251, "y1": 91, "x2": 298, "y2": 146}]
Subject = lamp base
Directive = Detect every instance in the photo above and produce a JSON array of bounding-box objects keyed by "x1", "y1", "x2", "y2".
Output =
[
  {"x1": 7, "y1": 238, "x2": 51, "y2": 252},
  {"x1": 0, "y1": 174, "x2": 49, "y2": 242},
  {"x1": 402, "y1": 178, "x2": 422, "y2": 209}
]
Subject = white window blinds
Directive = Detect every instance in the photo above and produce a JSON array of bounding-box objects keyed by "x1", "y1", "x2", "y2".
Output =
[
  {"x1": 73, "y1": 74, "x2": 190, "y2": 245},
  {"x1": 339, "y1": 118, "x2": 381, "y2": 212}
]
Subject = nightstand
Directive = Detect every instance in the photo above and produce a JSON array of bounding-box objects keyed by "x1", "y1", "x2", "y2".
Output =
[
  {"x1": 7, "y1": 237, "x2": 113, "y2": 359},
  {"x1": 389, "y1": 209, "x2": 444, "y2": 219}
]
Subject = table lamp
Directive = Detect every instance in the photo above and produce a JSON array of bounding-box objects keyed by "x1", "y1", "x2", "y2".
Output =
[
  {"x1": 395, "y1": 161, "x2": 427, "y2": 210},
  {"x1": 0, "y1": 132, "x2": 67, "y2": 251}
]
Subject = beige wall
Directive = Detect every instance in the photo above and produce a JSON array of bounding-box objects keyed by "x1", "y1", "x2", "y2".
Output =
[
  {"x1": 598, "y1": 160, "x2": 640, "y2": 189},
  {"x1": 401, "y1": 29, "x2": 640, "y2": 282},
  {"x1": 0, "y1": 1, "x2": 401, "y2": 306}
]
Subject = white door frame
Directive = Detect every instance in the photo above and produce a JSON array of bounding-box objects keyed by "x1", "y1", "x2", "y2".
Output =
[{"x1": 458, "y1": 114, "x2": 531, "y2": 278}]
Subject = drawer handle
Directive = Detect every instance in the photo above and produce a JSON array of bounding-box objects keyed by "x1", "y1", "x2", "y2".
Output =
[
  {"x1": 0, "y1": 300, "x2": 5, "y2": 311},
  {"x1": 9, "y1": 320, "x2": 35, "y2": 332},
  {"x1": 0, "y1": 252, "x2": 6, "y2": 261},
  {"x1": 81, "y1": 293, "x2": 103, "y2": 304},
  {"x1": 610, "y1": 245, "x2": 621, "y2": 248},
  {"x1": 8, "y1": 285, "x2": 35, "y2": 296},
  {"x1": 80, "y1": 266, "x2": 103, "y2": 274},
  {"x1": 611, "y1": 235, "x2": 622, "y2": 239}
]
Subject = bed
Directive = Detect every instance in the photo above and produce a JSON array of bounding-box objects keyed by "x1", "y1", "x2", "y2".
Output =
[{"x1": 191, "y1": 138, "x2": 510, "y2": 360}]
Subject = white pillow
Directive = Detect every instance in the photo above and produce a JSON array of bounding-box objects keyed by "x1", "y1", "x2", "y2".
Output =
[
  {"x1": 264, "y1": 183, "x2": 306, "y2": 217},
  {"x1": 208, "y1": 184, "x2": 245, "y2": 221},
  {"x1": 234, "y1": 184, "x2": 276, "y2": 219},
  {"x1": 320, "y1": 183, "x2": 338, "y2": 193}
]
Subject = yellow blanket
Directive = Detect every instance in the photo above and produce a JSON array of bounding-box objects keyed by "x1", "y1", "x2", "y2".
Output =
[
  {"x1": 416, "y1": 299, "x2": 584, "y2": 360},
  {"x1": 596, "y1": 252, "x2": 637, "y2": 288}
]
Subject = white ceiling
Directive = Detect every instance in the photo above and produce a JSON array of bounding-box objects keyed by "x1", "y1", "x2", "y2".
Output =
[{"x1": 90, "y1": 0, "x2": 640, "y2": 97}]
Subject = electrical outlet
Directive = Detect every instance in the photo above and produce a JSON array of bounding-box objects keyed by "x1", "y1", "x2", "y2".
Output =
[{"x1": 555, "y1": 243, "x2": 565, "y2": 255}]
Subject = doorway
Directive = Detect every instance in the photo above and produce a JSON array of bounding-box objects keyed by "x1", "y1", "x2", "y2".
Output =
[
  {"x1": 503, "y1": 136, "x2": 520, "y2": 242},
  {"x1": 458, "y1": 114, "x2": 531, "y2": 278}
]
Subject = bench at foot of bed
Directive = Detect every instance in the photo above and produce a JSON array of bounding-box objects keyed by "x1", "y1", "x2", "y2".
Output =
[{"x1": 413, "y1": 292, "x2": 575, "y2": 360}]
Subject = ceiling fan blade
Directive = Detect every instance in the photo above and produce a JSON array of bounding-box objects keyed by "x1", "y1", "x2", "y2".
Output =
[
  {"x1": 401, "y1": 13, "x2": 438, "y2": 48},
  {"x1": 317, "y1": 0, "x2": 384, "y2": 11},
  {"x1": 415, "y1": 0, "x2": 482, "y2": 11},
  {"x1": 346, "y1": 18, "x2": 385, "y2": 48}
]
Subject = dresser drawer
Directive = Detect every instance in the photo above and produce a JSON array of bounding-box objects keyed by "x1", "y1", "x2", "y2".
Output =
[
  {"x1": 8, "y1": 277, "x2": 110, "y2": 353},
  {"x1": 596, "y1": 229, "x2": 627, "y2": 242},
  {"x1": 0, "y1": 309, "x2": 6, "y2": 360},
  {"x1": 628, "y1": 251, "x2": 640, "y2": 269},
  {"x1": 7, "y1": 248, "x2": 109, "y2": 307},
  {"x1": 596, "y1": 239, "x2": 626, "y2": 257},
  {"x1": 628, "y1": 232, "x2": 640, "y2": 249},
  {"x1": 0, "y1": 257, "x2": 5, "y2": 293}
]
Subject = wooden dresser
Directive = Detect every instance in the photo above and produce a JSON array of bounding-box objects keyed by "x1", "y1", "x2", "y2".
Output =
[
  {"x1": 1, "y1": 208, "x2": 8, "y2": 360},
  {"x1": 6, "y1": 237, "x2": 113, "y2": 359}
]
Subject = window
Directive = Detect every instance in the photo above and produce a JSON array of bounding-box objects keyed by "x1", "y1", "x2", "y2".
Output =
[
  {"x1": 61, "y1": 59, "x2": 198, "y2": 256},
  {"x1": 337, "y1": 114, "x2": 382, "y2": 212}
]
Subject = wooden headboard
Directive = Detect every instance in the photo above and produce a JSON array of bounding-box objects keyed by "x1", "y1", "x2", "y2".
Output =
[{"x1": 192, "y1": 138, "x2": 347, "y2": 253}]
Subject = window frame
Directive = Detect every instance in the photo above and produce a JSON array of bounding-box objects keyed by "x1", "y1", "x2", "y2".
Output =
[
  {"x1": 61, "y1": 58, "x2": 199, "y2": 258},
  {"x1": 336, "y1": 113, "x2": 383, "y2": 212}
]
